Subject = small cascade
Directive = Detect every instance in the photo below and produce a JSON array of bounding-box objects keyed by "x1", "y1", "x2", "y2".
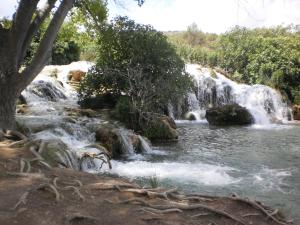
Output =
[
  {"x1": 138, "y1": 135, "x2": 152, "y2": 153},
  {"x1": 118, "y1": 129, "x2": 135, "y2": 155},
  {"x1": 18, "y1": 61, "x2": 155, "y2": 173},
  {"x1": 184, "y1": 64, "x2": 292, "y2": 124}
]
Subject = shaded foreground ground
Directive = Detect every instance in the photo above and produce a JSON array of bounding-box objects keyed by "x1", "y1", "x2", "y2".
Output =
[{"x1": 0, "y1": 141, "x2": 294, "y2": 225}]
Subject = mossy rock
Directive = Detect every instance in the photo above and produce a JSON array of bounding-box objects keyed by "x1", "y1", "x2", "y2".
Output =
[
  {"x1": 292, "y1": 105, "x2": 300, "y2": 120},
  {"x1": 143, "y1": 116, "x2": 178, "y2": 141},
  {"x1": 95, "y1": 126, "x2": 123, "y2": 158},
  {"x1": 40, "y1": 139, "x2": 78, "y2": 169},
  {"x1": 205, "y1": 104, "x2": 254, "y2": 126}
]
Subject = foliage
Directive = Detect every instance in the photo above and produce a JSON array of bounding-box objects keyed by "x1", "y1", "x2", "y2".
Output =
[
  {"x1": 167, "y1": 25, "x2": 300, "y2": 104},
  {"x1": 218, "y1": 26, "x2": 300, "y2": 103},
  {"x1": 79, "y1": 17, "x2": 193, "y2": 126}
]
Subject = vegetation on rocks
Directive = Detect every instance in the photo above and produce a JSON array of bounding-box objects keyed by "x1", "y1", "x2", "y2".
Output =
[
  {"x1": 168, "y1": 25, "x2": 300, "y2": 104},
  {"x1": 79, "y1": 17, "x2": 193, "y2": 139}
]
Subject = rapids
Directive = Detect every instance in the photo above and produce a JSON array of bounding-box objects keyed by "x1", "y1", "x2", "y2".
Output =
[{"x1": 17, "y1": 62, "x2": 300, "y2": 223}]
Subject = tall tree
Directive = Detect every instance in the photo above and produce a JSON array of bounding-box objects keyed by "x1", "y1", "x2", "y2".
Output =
[
  {"x1": 0, "y1": 0, "x2": 144, "y2": 130},
  {"x1": 0, "y1": 0, "x2": 75, "y2": 130}
]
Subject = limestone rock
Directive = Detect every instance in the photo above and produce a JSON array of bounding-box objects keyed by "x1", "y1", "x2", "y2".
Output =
[
  {"x1": 293, "y1": 105, "x2": 300, "y2": 120},
  {"x1": 68, "y1": 70, "x2": 86, "y2": 82},
  {"x1": 39, "y1": 139, "x2": 78, "y2": 169},
  {"x1": 143, "y1": 116, "x2": 178, "y2": 141},
  {"x1": 205, "y1": 104, "x2": 254, "y2": 126}
]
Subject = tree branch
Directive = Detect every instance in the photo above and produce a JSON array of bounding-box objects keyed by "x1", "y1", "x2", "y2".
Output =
[
  {"x1": 11, "y1": 0, "x2": 39, "y2": 68},
  {"x1": 18, "y1": 0, "x2": 75, "y2": 93},
  {"x1": 19, "y1": 0, "x2": 57, "y2": 64}
]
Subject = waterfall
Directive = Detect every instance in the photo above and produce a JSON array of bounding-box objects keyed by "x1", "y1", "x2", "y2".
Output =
[
  {"x1": 184, "y1": 64, "x2": 292, "y2": 125},
  {"x1": 18, "y1": 61, "x2": 154, "y2": 173}
]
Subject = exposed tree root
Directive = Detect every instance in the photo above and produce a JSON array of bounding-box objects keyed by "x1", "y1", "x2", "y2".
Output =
[
  {"x1": 121, "y1": 187, "x2": 178, "y2": 199},
  {"x1": 228, "y1": 195, "x2": 291, "y2": 225},
  {"x1": 139, "y1": 207, "x2": 183, "y2": 215},
  {"x1": 242, "y1": 213, "x2": 260, "y2": 217},
  {"x1": 52, "y1": 177, "x2": 85, "y2": 201},
  {"x1": 86, "y1": 182, "x2": 139, "y2": 190},
  {"x1": 170, "y1": 193, "x2": 214, "y2": 202},
  {"x1": 114, "y1": 197, "x2": 247, "y2": 225},
  {"x1": 80, "y1": 151, "x2": 112, "y2": 170},
  {"x1": 8, "y1": 139, "x2": 29, "y2": 148},
  {"x1": 6, "y1": 172, "x2": 46, "y2": 179},
  {"x1": 63, "y1": 186, "x2": 85, "y2": 201},
  {"x1": 37, "y1": 183, "x2": 61, "y2": 202},
  {"x1": 4, "y1": 130, "x2": 28, "y2": 141},
  {"x1": 191, "y1": 213, "x2": 211, "y2": 218},
  {"x1": 12, "y1": 191, "x2": 29, "y2": 210}
]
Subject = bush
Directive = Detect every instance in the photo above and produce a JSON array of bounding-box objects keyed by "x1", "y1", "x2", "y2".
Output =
[{"x1": 79, "y1": 17, "x2": 193, "y2": 124}]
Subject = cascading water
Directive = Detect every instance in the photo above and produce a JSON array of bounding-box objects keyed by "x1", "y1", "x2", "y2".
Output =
[
  {"x1": 181, "y1": 64, "x2": 293, "y2": 125},
  {"x1": 16, "y1": 62, "x2": 300, "y2": 222},
  {"x1": 18, "y1": 61, "x2": 155, "y2": 172}
]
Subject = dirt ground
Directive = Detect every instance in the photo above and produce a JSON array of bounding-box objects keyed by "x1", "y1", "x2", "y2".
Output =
[{"x1": 0, "y1": 141, "x2": 293, "y2": 225}]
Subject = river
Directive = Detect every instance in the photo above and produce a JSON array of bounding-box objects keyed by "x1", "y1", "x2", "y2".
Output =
[
  {"x1": 19, "y1": 62, "x2": 300, "y2": 223},
  {"x1": 110, "y1": 121, "x2": 300, "y2": 223}
]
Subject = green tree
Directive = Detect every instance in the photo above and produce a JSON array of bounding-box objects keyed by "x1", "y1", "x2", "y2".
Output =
[
  {"x1": 0, "y1": 0, "x2": 144, "y2": 130},
  {"x1": 79, "y1": 17, "x2": 193, "y2": 128}
]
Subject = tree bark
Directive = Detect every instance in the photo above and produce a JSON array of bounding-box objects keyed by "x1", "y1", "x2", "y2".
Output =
[{"x1": 0, "y1": 87, "x2": 17, "y2": 130}]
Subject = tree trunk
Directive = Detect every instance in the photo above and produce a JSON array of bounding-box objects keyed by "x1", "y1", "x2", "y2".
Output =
[{"x1": 0, "y1": 87, "x2": 17, "y2": 130}]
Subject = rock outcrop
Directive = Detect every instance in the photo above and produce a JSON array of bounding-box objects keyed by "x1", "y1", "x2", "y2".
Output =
[
  {"x1": 143, "y1": 116, "x2": 178, "y2": 141},
  {"x1": 205, "y1": 104, "x2": 254, "y2": 126},
  {"x1": 39, "y1": 139, "x2": 78, "y2": 169},
  {"x1": 95, "y1": 127, "x2": 122, "y2": 158},
  {"x1": 68, "y1": 70, "x2": 86, "y2": 82},
  {"x1": 293, "y1": 105, "x2": 300, "y2": 120}
]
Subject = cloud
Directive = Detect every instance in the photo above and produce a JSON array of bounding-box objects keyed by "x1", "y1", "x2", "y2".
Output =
[{"x1": 109, "y1": 0, "x2": 300, "y2": 33}]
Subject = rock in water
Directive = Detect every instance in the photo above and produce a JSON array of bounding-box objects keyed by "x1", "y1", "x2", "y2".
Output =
[
  {"x1": 293, "y1": 105, "x2": 300, "y2": 120},
  {"x1": 143, "y1": 116, "x2": 179, "y2": 141},
  {"x1": 95, "y1": 127, "x2": 122, "y2": 158},
  {"x1": 205, "y1": 104, "x2": 254, "y2": 126}
]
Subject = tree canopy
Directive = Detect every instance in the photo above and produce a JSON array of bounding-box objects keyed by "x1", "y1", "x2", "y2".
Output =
[{"x1": 79, "y1": 17, "x2": 193, "y2": 129}]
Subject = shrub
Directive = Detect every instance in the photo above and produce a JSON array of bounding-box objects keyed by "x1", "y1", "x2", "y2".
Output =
[{"x1": 79, "y1": 17, "x2": 193, "y2": 123}]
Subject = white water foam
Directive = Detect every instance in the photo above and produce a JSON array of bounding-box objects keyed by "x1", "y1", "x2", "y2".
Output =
[
  {"x1": 184, "y1": 64, "x2": 292, "y2": 125},
  {"x1": 252, "y1": 168, "x2": 293, "y2": 193},
  {"x1": 107, "y1": 160, "x2": 240, "y2": 186}
]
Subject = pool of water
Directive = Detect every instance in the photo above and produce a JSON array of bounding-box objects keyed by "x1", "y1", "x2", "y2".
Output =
[{"x1": 110, "y1": 122, "x2": 300, "y2": 223}]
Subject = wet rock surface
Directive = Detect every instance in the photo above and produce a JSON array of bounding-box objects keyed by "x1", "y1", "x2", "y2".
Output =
[
  {"x1": 205, "y1": 104, "x2": 254, "y2": 126},
  {"x1": 293, "y1": 105, "x2": 300, "y2": 120}
]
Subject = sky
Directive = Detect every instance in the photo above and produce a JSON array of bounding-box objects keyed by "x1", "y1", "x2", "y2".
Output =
[{"x1": 1, "y1": 0, "x2": 299, "y2": 34}]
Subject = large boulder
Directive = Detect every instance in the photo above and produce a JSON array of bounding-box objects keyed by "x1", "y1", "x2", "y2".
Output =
[
  {"x1": 143, "y1": 116, "x2": 178, "y2": 141},
  {"x1": 95, "y1": 127, "x2": 122, "y2": 158},
  {"x1": 205, "y1": 104, "x2": 254, "y2": 126},
  {"x1": 293, "y1": 105, "x2": 300, "y2": 120},
  {"x1": 95, "y1": 126, "x2": 149, "y2": 158}
]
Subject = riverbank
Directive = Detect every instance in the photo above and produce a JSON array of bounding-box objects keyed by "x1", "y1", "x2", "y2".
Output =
[{"x1": 0, "y1": 140, "x2": 293, "y2": 225}]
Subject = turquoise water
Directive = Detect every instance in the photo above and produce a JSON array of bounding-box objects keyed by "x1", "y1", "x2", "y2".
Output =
[{"x1": 111, "y1": 122, "x2": 300, "y2": 223}]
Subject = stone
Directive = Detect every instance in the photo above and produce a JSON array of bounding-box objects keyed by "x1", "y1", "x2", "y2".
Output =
[
  {"x1": 68, "y1": 70, "x2": 86, "y2": 82},
  {"x1": 143, "y1": 116, "x2": 178, "y2": 141},
  {"x1": 293, "y1": 105, "x2": 300, "y2": 120},
  {"x1": 95, "y1": 127, "x2": 122, "y2": 158},
  {"x1": 205, "y1": 104, "x2": 254, "y2": 126},
  {"x1": 39, "y1": 139, "x2": 78, "y2": 169}
]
